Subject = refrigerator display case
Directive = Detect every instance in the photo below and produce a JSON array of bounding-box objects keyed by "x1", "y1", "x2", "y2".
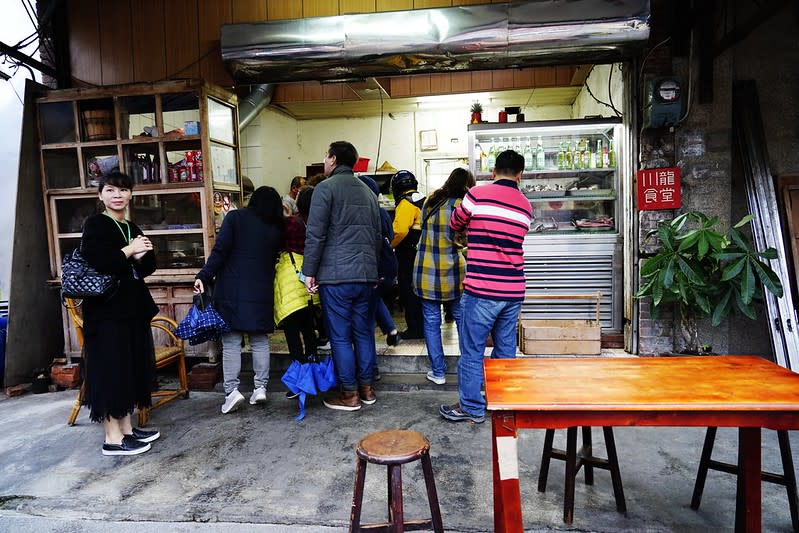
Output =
[{"x1": 467, "y1": 118, "x2": 623, "y2": 332}]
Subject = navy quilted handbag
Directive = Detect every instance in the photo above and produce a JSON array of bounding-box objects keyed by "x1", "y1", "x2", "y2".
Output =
[{"x1": 60, "y1": 248, "x2": 117, "y2": 299}]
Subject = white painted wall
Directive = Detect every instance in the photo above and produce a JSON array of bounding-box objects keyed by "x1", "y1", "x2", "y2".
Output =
[
  {"x1": 240, "y1": 106, "x2": 300, "y2": 193},
  {"x1": 572, "y1": 63, "x2": 625, "y2": 119},
  {"x1": 241, "y1": 102, "x2": 572, "y2": 198},
  {"x1": 0, "y1": 8, "x2": 40, "y2": 302}
]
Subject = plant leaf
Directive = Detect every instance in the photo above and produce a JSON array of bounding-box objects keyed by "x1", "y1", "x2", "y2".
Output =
[
  {"x1": 739, "y1": 261, "x2": 756, "y2": 304},
  {"x1": 751, "y1": 260, "x2": 784, "y2": 298},
  {"x1": 720, "y1": 257, "x2": 746, "y2": 281},
  {"x1": 712, "y1": 288, "x2": 733, "y2": 326}
]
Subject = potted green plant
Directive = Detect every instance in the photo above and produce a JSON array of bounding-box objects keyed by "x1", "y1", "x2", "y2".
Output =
[
  {"x1": 470, "y1": 102, "x2": 483, "y2": 124},
  {"x1": 635, "y1": 211, "x2": 783, "y2": 354}
]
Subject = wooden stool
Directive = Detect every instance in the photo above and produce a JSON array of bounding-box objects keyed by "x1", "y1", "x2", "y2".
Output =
[
  {"x1": 350, "y1": 429, "x2": 444, "y2": 533},
  {"x1": 691, "y1": 427, "x2": 799, "y2": 532},
  {"x1": 538, "y1": 426, "x2": 626, "y2": 524}
]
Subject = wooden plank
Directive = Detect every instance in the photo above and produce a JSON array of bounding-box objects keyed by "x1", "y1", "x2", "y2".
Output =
[
  {"x1": 555, "y1": 65, "x2": 575, "y2": 86},
  {"x1": 429, "y1": 73, "x2": 452, "y2": 94},
  {"x1": 450, "y1": 71, "x2": 472, "y2": 92},
  {"x1": 98, "y1": 0, "x2": 134, "y2": 85},
  {"x1": 164, "y1": 0, "x2": 200, "y2": 79},
  {"x1": 68, "y1": 0, "x2": 102, "y2": 86},
  {"x1": 390, "y1": 76, "x2": 411, "y2": 97},
  {"x1": 132, "y1": 0, "x2": 167, "y2": 82},
  {"x1": 492, "y1": 69, "x2": 514, "y2": 89},
  {"x1": 322, "y1": 83, "x2": 344, "y2": 100},
  {"x1": 533, "y1": 66, "x2": 556, "y2": 87},
  {"x1": 471, "y1": 70, "x2": 492, "y2": 90},
  {"x1": 410, "y1": 74, "x2": 431, "y2": 95},
  {"x1": 414, "y1": 0, "x2": 451, "y2": 7},
  {"x1": 513, "y1": 68, "x2": 533, "y2": 88},
  {"x1": 232, "y1": 0, "x2": 267, "y2": 22},
  {"x1": 453, "y1": 0, "x2": 486, "y2": 5},
  {"x1": 377, "y1": 0, "x2": 412, "y2": 11},
  {"x1": 570, "y1": 65, "x2": 593, "y2": 86},
  {"x1": 341, "y1": 0, "x2": 377, "y2": 14},
  {"x1": 303, "y1": 81, "x2": 323, "y2": 101},
  {"x1": 520, "y1": 340, "x2": 601, "y2": 355},
  {"x1": 199, "y1": 0, "x2": 233, "y2": 87},
  {"x1": 304, "y1": 0, "x2": 339, "y2": 17},
  {"x1": 273, "y1": 82, "x2": 304, "y2": 103},
  {"x1": 520, "y1": 322, "x2": 600, "y2": 341},
  {"x1": 267, "y1": 0, "x2": 302, "y2": 19}
]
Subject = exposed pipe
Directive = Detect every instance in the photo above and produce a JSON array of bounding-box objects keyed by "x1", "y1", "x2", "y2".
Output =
[
  {"x1": 238, "y1": 83, "x2": 274, "y2": 130},
  {"x1": 221, "y1": 0, "x2": 650, "y2": 84}
]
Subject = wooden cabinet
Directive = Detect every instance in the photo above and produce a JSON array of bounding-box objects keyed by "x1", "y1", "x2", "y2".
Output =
[{"x1": 36, "y1": 80, "x2": 242, "y2": 358}]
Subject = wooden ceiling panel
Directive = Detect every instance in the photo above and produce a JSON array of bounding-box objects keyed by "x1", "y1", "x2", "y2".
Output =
[
  {"x1": 164, "y1": 0, "x2": 200, "y2": 79},
  {"x1": 232, "y1": 0, "x2": 267, "y2": 22},
  {"x1": 132, "y1": 0, "x2": 167, "y2": 82},
  {"x1": 267, "y1": 0, "x2": 302, "y2": 19},
  {"x1": 99, "y1": 0, "x2": 134, "y2": 85},
  {"x1": 341, "y1": 0, "x2": 377, "y2": 14},
  {"x1": 68, "y1": 0, "x2": 101, "y2": 86},
  {"x1": 277, "y1": 86, "x2": 581, "y2": 120},
  {"x1": 303, "y1": 0, "x2": 338, "y2": 17},
  {"x1": 199, "y1": 0, "x2": 233, "y2": 86},
  {"x1": 376, "y1": 0, "x2": 412, "y2": 11}
]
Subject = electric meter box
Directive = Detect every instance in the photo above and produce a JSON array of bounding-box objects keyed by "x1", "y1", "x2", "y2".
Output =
[{"x1": 644, "y1": 78, "x2": 683, "y2": 129}]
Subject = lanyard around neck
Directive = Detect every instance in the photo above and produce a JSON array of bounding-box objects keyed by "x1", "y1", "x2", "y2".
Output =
[{"x1": 104, "y1": 212, "x2": 131, "y2": 243}]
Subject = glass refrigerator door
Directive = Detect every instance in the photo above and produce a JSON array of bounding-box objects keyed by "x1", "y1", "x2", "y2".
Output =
[{"x1": 468, "y1": 118, "x2": 621, "y2": 235}]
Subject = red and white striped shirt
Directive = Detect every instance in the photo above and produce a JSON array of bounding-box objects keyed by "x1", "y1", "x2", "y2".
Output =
[{"x1": 450, "y1": 179, "x2": 532, "y2": 301}]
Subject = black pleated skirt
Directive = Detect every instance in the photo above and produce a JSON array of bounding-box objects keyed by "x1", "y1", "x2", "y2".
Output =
[{"x1": 82, "y1": 317, "x2": 155, "y2": 423}]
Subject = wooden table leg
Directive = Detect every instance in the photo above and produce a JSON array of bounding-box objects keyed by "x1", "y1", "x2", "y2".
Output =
[
  {"x1": 492, "y1": 412, "x2": 522, "y2": 533},
  {"x1": 736, "y1": 427, "x2": 762, "y2": 533}
]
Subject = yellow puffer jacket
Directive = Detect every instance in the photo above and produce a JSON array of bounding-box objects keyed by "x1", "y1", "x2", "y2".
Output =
[{"x1": 274, "y1": 251, "x2": 319, "y2": 326}]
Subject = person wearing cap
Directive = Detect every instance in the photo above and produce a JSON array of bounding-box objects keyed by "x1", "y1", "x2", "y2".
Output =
[
  {"x1": 302, "y1": 141, "x2": 382, "y2": 411},
  {"x1": 439, "y1": 150, "x2": 533, "y2": 424},
  {"x1": 359, "y1": 175, "x2": 402, "y2": 348},
  {"x1": 390, "y1": 170, "x2": 425, "y2": 340}
]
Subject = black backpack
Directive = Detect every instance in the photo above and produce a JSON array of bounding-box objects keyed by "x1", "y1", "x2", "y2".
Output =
[{"x1": 378, "y1": 210, "x2": 398, "y2": 283}]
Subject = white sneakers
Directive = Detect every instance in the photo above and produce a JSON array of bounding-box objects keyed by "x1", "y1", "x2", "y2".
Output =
[
  {"x1": 249, "y1": 386, "x2": 267, "y2": 405},
  {"x1": 426, "y1": 371, "x2": 446, "y2": 385},
  {"x1": 221, "y1": 389, "x2": 245, "y2": 414}
]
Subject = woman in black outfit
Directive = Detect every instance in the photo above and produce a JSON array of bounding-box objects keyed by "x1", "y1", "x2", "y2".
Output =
[
  {"x1": 194, "y1": 186, "x2": 284, "y2": 414},
  {"x1": 81, "y1": 172, "x2": 160, "y2": 456}
]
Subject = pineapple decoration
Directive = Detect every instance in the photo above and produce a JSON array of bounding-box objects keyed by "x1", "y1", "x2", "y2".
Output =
[{"x1": 470, "y1": 101, "x2": 483, "y2": 124}]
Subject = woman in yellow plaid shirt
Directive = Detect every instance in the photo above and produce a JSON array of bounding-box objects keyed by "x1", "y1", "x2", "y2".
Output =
[{"x1": 412, "y1": 168, "x2": 475, "y2": 385}]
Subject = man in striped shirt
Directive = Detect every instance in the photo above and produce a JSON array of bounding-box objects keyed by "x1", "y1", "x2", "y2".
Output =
[{"x1": 440, "y1": 150, "x2": 533, "y2": 424}]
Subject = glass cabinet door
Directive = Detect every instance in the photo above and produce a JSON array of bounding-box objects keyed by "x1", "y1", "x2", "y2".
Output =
[{"x1": 468, "y1": 119, "x2": 620, "y2": 235}]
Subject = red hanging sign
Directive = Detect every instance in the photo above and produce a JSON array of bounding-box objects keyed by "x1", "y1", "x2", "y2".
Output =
[{"x1": 637, "y1": 167, "x2": 681, "y2": 211}]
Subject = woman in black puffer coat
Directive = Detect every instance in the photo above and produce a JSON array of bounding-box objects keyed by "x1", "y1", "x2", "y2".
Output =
[{"x1": 194, "y1": 186, "x2": 283, "y2": 414}]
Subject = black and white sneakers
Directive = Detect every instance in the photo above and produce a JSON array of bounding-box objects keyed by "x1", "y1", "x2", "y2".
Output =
[
  {"x1": 127, "y1": 427, "x2": 160, "y2": 443},
  {"x1": 102, "y1": 435, "x2": 151, "y2": 456},
  {"x1": 102, "y1": 427, "x2": 161, "y2": 456}
]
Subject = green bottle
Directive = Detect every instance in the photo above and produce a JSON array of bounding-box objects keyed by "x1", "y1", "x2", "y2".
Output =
[{"x1": 608, "y1": 140, "x2": 616, "y2": 168}]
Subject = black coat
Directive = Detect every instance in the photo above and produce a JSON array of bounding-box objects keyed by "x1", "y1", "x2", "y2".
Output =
[
  {"x1": 196, "y1": 208, "x2": 282, "y2": 333},
  {"x1": 81, "y1": 213, "x2": 158, "y2": 329}
]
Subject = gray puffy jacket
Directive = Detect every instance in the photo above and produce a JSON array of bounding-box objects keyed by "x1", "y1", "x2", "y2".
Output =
[{"x1": 302, "y1": 165, "x2": 381, "y2": 285}]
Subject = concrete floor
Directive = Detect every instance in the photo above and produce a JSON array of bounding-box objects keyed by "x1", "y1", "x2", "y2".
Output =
[{"x1": 1, "y1": 384, "x2": 798, "y2": 532}]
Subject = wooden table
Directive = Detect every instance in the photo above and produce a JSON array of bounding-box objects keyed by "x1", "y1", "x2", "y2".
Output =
[{"x1": 484, "y1": 356, "x2": 799, "y2": 533}]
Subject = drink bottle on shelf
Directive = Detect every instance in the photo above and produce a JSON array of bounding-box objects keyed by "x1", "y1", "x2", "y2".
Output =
[
  {"x1": 535, "y1": 136, "x2": 545, "y2": 170},
  {"x1": 523, "y1": 139, "x2": 534, "y2": 171}
]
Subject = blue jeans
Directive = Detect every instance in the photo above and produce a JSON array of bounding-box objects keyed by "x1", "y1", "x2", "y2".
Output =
[
  {"x1": 421, "y1": 295, "x2": 462, "y2": 377},
  {"x1": 457, "y1": 292, "x2": 521, "y2": 417},
  {"x1": 374, "y1": 296, "x2": 396, "y2": 335},
  {"x1": 320, "y1": 283, "x2": 377, "y2": 390}
]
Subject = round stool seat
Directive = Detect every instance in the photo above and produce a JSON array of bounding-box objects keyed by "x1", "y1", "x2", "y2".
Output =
[{"x1": 356, "y1": 429, "x2": 430, "y2": 465}]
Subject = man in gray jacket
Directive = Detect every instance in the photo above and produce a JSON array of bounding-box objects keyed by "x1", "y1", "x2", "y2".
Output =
[{"x1": 303, "y1": 141, "x2": 382, "y2": 411}]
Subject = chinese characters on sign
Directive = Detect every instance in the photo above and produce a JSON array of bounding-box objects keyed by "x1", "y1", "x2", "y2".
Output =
[{"x1": 637, "y1": 167, "x2": 681, "y2": 211}]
